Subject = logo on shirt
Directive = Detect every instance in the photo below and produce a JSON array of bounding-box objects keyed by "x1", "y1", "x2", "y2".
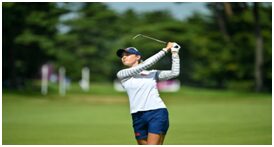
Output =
[{"x1": 140, "y1": 70, "x2": 150, "y2": 76}]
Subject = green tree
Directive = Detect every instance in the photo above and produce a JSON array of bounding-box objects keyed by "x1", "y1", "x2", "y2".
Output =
[
  {"x1": 3, "y1": 2, "x2": 66, "y2": 88},
  {"x1": 184, "y1": 2, "x2": 272, "y2": 91},
  {"x1": 55, "y1": 3, "x2": 121, "y2": 81},
  {"x1": 3, "y1": 2, "x2": 271, "y2": 92}
]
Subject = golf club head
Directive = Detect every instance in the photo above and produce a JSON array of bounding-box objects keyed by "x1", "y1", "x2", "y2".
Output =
[{"x1": 132, "y1": 34, "x2": 142, "y2": 40}]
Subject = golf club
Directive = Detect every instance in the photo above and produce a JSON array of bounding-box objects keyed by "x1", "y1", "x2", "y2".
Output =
[
  {"x1": 132, "y1": 34, "x2": 180, "y2": 49},
  {"x1": 132, "y1": 34, "x2": 167, "y2": 44}
]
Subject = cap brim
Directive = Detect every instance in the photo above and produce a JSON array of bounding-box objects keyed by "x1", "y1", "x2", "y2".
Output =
[{"x1": 116, "y1": 49, "x2": 126, "y2": 58}]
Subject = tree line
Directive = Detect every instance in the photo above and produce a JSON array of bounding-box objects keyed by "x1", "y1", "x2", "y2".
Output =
[{"x1": 3, "y1": 2, "x2": 272, "y2": 92}]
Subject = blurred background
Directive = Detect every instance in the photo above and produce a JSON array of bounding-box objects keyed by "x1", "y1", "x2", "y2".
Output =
[{"x1": 2, "y1": 2, "x2": 272, "y2": 145}]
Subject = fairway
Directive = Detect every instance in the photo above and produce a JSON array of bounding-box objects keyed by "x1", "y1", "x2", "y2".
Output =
[{"x1": 2, "y1": 84, "x2": 272, "y2": 145}]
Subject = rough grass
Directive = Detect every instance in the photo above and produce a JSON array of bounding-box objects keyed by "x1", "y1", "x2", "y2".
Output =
[{"x1": 2, "y1": 83, "x2": 272, "y2": 145}]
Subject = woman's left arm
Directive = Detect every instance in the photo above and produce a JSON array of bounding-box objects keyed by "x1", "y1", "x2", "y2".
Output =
[{"x1": 156, "y1": 52, "x2": 180, "y2": 81}]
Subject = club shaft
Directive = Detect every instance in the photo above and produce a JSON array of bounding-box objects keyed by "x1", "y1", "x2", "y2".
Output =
[
  {"x1": 140, "y1": 35, "x2": 166, "y2": 44},
  {"x1": 133, "y1": 34, "x2": 167, "y2": 44}
]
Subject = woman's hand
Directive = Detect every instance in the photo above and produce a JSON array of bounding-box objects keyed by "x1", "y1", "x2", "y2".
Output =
[
  {"x1": 162, "y1": 42, "x2": 173, "y2": 53},
  {"x1": 163, "y1": 42, "x2": 180, "y2": 54},
  {"x1": 171, "y1": 43, "x2": 180, "y2": 53},
  {"x1": 166, "y1": 42, "x2": 174, "y2": 51}
]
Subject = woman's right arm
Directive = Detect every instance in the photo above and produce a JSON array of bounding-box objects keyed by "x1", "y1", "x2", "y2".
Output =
[{"x1": 117, "y1": 50, "x2": 167, "y2": 80}]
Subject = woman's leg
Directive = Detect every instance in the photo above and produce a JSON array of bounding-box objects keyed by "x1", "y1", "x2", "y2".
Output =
[
  {"x1": 160, "y1": 134, "x2": 166, "y2": 145},
  {"x1": 146, "y1": 109, "x2": 169, "y2": 145},
  {"x1": 137, "y1": 139, "x2": 148, "y2": 145},
  {"x1": 147, "y1": 133, "x2": 166, "y2": 145}
]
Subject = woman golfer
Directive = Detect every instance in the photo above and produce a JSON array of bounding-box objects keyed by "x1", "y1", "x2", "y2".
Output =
[{"x1": 116, "y1": 42, "x2": 180, "y2": 145}]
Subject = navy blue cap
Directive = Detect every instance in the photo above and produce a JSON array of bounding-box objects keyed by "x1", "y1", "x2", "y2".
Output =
[{"x1": 116, "y1": 47, "x2": 142, "y2": 58}]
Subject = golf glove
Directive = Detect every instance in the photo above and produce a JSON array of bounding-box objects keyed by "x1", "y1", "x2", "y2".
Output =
[{"x1": 171, "y1": 43, "x2": 180, "y2": 53}]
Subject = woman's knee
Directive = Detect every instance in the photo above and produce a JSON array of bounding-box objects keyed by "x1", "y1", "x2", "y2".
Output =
[{"x1": 147, "y1": 133, "x2": 162, "y2": 145}]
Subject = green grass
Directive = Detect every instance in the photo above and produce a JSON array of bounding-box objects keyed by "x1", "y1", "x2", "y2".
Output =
[{"x1": 2, "y1": 83, "x2": 272, "y2": 145}]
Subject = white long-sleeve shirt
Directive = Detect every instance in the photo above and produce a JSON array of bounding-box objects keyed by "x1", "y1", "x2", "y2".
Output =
[{"x1": 117, "y1": 50, "x2": 180, "y2": 113}]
